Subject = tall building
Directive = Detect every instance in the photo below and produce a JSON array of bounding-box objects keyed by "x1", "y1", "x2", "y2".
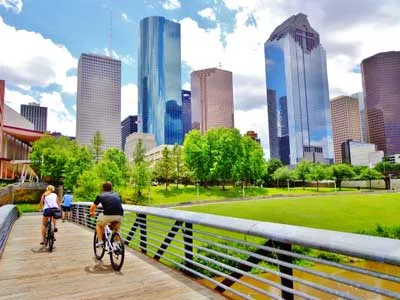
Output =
[
  {"x1": 121, "y1": 115, "x2": 138, "y2": 150},
  {"x1": 76, "y1": 53, "x2": 121, "y2": 150},
  {"x1": 138, "y1": 16, "x2": 183, "y2": 146},
  {"x1": 191, "y1": 68, "x2": 234, "y2": 134},
  {"x1": 351, "y1": 92, "x2": 367, "y2": 143},
  {"x1": 265, "y1": 13, "x2": 333, "y2": 165},
  {"x1": 182, "y1": 90, "x2": 191, "y2": 137},
  {"x1": 361, "y1": 51, "x2": 400, "y2": 155},
  {"x1": 0, "y1": 80, "x2": 4, "y2": 157},
  {"x1": 125, "y1": 132, "x2": 155, "y2": 162},
  {"x1": 341, "y1": 140, "x2": 383, "y2": 167},
  {"x1": 20, "y1": 103, "x2": 47, "y2": 132},
  {"x1": 330, "y1": 96, "x2": 362, "y2": 163}
]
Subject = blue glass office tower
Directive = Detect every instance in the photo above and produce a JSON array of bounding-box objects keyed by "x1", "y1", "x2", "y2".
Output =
[
  {"x1": 265, "y1": 13, "x2": 333, "y2": 165},
  {"x1": 138, "y1": 16, "x2": 183, "y2": 145},
  {"x1": 182, "y1": 90, "x2": 191, "y2": 136}
]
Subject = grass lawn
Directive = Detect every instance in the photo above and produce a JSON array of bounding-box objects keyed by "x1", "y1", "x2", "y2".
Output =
[
  {"x1": 180, "y1": 193, "x2": 400, "y2": 233},
  {"x1": 16, "y1": 203, "x2": 38, "y2": 213},
  {"x1": 133, "y1": 185, "x2": 360, "y2": 206}
]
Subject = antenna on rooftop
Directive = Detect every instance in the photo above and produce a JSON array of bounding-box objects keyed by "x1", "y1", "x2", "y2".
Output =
[
  {"x1": 108, "y1": 9, "x2": 113, "y2": 58},
  {"x1": 218, "y1": 61, "x2": 222, "y2": 68}
]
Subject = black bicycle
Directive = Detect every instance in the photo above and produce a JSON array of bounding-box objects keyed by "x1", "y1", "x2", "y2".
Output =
[
  {"x1": 45, "y1": 216, "x2": 55, "y2": 252},
  {"x1": 93, "y1": 221, "x2": 125, "y2": 271}
]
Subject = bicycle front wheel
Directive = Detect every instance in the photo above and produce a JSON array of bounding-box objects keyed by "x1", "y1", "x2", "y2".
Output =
[
  {"x1": 46, "y1": 222, "x2": 54, "y2": 252},
  {"x1": 110, "y1": 232, "x2": 124, "y2": 271},
  {"x1": 93, "y1": 231, "x2": 105, "y2": 259}
]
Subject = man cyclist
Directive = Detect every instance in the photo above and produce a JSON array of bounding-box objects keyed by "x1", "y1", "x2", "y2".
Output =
[
  {"x1": 61, "y1": 189, "x2": 73, "y2": 222},
  {"x1": 89, "y1": 181, "x2": 124, "y2": 247}
]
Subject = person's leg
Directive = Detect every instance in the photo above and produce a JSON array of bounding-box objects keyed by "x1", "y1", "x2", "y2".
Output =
[
  {"x1": 96, "y1": 214, "x2": 106, "y2": 244},
  {"x1": 61, "y1": 206, "x2": 66, "y2": 222},
  {"x1": 41, "y1": 216, "x2": 48, "y2": 244},
  {"x1": 67, "y1": 207, "x2": 72, "y2": 221}
]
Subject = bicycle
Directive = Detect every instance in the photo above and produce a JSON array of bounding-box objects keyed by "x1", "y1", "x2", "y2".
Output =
[
  {"x1": 44, "y1": 216, "x2": 55, "y2": 252},
  {"x1": 93, "y1": 221, "x2": 125, "y2": 271}
]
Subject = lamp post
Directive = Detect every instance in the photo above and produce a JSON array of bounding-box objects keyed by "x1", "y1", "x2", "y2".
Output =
[
  {"x1": 333, "y1": 177, "x2": 337, "y2": 192},
  {"x1": 287, "y1": 179, "x2": 290, "y2": 192}
]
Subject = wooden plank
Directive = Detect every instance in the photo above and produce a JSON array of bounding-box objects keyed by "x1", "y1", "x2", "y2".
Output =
[{"x1": 0, "y1": 215, "x2": 224, "y2": 300}]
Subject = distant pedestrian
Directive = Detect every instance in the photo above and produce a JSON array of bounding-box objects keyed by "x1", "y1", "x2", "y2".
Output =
[{"x1": 62, "y1": 190, "x2": 73, "y2": 222}]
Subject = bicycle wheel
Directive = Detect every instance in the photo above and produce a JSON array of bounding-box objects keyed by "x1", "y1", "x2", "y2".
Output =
[
  {"x1": 46, "y1": 222, "x2": 54, "y2": 252},
  {"x1": 110, "y1": 232, "x2": 124, "y2": 271},
  {"x1": 93, "y1": 231, "x2": 105, "y2": 260}
]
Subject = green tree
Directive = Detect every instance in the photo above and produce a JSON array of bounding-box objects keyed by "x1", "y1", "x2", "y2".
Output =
[
  {"x1": 273, "y1": 166, "x2": 293, "y2": 187},
  {"x1": 95, "y1": 160, "x2": 124, "y2": 188},
  {"x1": 295, "y1": 160, "x2": 313, "y2": 190},
  {"x1": 265, "y1": 158, "x2": 283, "y2": 185},
  {"x1": 74, "y1": 169, "x2": 102, "y2": 201},
  {"x1": 359, "y1": 168, "x2": 384, "y2": 190},
  {"x1": 91, "y1": 131, "x2": 104, "y2": 163},
  {"x1": 154, "y1": 146, "x2": 174, "y2": 190},
  {"x1": 239, "y1": 136, "x2": 266, "y2": 187},
  {"x1": 131, "y1": 139, "x2": 151, "y2": 197},
  {"x1": 307, "y1": 164, "x2": 327, "y2": 192},
  {"x1": 133, "y1": 139, "x2": 146, "y2": 165},
  {"x1": 172, "y1": 144, "x2": 183, "y2": 188},
  {"x1": 103, "y1": 148, "x2": 128, "y2": 179},
  {"x1": 63, "y1": 145, "x2": 93, "y2": 190},
  {"x1": 184, "y1": 130, "x2": 209, "y2": 186},
  {"x1": 328, "y1": 164, "x2": 356, "y2": 191}
]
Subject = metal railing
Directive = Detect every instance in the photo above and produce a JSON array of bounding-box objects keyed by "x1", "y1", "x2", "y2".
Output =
[
  {"x1": 71, "y1": 203, "x2": 400, "y2": 300},
  {"x1": 0, "y1": 205, "x2": 19, "y2": 258}
]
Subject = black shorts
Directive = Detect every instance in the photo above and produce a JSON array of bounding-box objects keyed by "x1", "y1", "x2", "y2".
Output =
[
  {"x1": 43, "y1": 207, "x2": 60, "y2": 217},
  {"x1": 62, "y1": 205, "x2": 71, "y2": 212}
]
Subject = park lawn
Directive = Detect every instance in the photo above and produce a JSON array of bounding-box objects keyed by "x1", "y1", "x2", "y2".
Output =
[
  {"x1": 16, "y1": 203, "x2": 38, "y2": 213},
  {"x1": 180, "y1": 193, "x2": 400, "y2": 233},
  {"x1": 141, "y1": 185, "x2": 359, "y2": 206}
]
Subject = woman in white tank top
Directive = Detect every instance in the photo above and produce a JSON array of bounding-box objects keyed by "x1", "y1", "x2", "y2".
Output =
[{"x1": 38, "y1": 185, "x2": 60, "y2": 245}]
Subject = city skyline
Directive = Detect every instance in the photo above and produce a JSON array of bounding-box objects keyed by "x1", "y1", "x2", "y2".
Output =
[{"x1": 1, "y1": 0, "x2": 399, "y2": 157}]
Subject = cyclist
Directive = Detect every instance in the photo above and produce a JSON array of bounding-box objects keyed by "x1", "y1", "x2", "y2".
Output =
[
  {"x1": 38, "y1": 185, "x2": 61, "y2": 245},
  {"x1": 61, "y1": 189, "x2": 73, "y2": 222},
  {"x1": 89, "y1": 181, "x2": 124, "y2": 247}
]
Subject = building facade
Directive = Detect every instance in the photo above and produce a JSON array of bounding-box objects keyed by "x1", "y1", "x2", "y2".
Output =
[
  {"x1": 388, "y1": 154, "x2": 400, "y2": 164},
  {"x1": 351, "y1": 92, "x2": 367, "y2": 143},
  {"x1": 125, "y1": 132, "x2": 155, "y2": 162},
  {"x1": 182, "y1": 90, "x2": 192, "y2": 137},
  {"x1": 361, "y1": 51, "x2": 400, "y2": 155},
  {"x1": 265, "y1": 13, "x2": 333, "y2": 165},
  {"x1": 76, "y1": 53, "x2": 121, "y2": 150},
  {"x1": 138, "y1": 16, "x2": 183, "y2": 146},
  {"x1": 330, "y1": 96, "x2": 362, "y2": 163},
  {"x1": 145, "y1": 144, "x2": 175, "y2": 166},
  {"x1": 191, "y1": 68, "x2": 234, "y2": 134},
  {"x1": 0, "y1": 80, "x2": 4, "y2": 157},
  {"x1": 20, "y1": 103, "x2": 47, "y2": 132},
  {"x1": 341, "y1": 140, "x2": 383, "y2": 167},
  {"x1": 121, "y1": 115, "x2": 138, "y2": 150}
]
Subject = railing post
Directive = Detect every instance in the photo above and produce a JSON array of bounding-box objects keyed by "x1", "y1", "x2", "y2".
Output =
[
  {"x1": 275, "y1": 241, "x2": 294, "y2": 300},
  {"x1": 139, "y1": 213, "x2": 147, "y2": 254},
  {"x1": 183, "y1": 222, "x2": 194, "y2": 273}
]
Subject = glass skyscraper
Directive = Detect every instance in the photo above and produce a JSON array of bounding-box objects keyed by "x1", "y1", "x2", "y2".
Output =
[
  {"x1": 138, "y1": 16, "x2": 183, "y2": 146},
  {"x1": 182, "y1": 90, "x2": 192, "y2": 136},
  {"x1": 265, "y1": 13, "x2": 333, "y2": 165}
]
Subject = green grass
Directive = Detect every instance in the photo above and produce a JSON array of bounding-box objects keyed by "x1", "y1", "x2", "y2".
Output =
[
  {"x1": 16, "y1": 203, "x2": 38, "y2": 214},
  {"x1": 127, "y1": 185, "x2": 361, "y2": 206},
  {"x1": 180, "y1": 193, "x2": 400, "y2": 233}
]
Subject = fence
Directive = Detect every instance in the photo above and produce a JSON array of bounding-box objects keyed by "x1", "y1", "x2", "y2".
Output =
[
  {"x1": 71, "y1": 203, "x2": 400, "y2": 299},
  {"x1": 0, "y1": 205, "x2": 19, "y2": 258}
]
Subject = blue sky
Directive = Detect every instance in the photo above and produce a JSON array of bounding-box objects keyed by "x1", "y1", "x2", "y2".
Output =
[{"x1": 1, "y1": 0, "x2": 399, "y2": 154}]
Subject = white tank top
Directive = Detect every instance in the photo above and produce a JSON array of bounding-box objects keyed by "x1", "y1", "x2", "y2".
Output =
[{"x1": 44, "y1": 193, "x2": 58, "y2": 209}]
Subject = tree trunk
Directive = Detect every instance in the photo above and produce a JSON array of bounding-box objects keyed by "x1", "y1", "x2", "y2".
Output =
[
  {"x1": 303, "y1": 179, "x2": 305, "y2": 190},
  {"x1": 337, "y1": 179, "x2": 342, "y2": 191},
  {"x1": 317, "y1": 181, "x2": 319, "y2": 192},
  {"x1": 369, "y1": 179, "x2": 372, "y2": 190}
]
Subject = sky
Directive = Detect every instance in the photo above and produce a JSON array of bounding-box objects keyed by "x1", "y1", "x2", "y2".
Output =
[{"x1": 1, "y1": 0, "x2": 400, "y2": 155}]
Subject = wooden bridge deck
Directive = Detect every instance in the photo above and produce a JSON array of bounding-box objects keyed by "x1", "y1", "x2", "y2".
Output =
[{"x1": 0, "y1": 215, "x2": 224, "y2": 300}]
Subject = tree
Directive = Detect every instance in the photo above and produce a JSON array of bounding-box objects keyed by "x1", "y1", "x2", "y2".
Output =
[
  {"x1": 328, "y1": 164, "x2": 356, "y2": 191},
  {"x1": 184, "y1": 130, "x2": 209, "y2": 186},
  {"x1": 238, "y1": 136, "x2": 266, "y2": 187},
  {"x1": 307, "y1": 164, "x2": 327, "y2": 191},
  {"x1": 295, "y1": 160, "x2": 313, "y2": 189},
  {"x1": 273, "y1": 167, "x2": 293, "y2": 187},
  {"x1": 63, "y1": 145, "x2": 93, "y2": 190},
  {"x1": 154, "y1": 147, "x2": 174, "y2": 190},
  {"x1": 91, "y1": 131, "x2": 104, "y2": 163},
  {"x1": 359, "y1": 168, "x2": 384, "y2": 190},
  {"x1": 265, "y1": 158, "x2": 283, "y2": 185},
  {"x1": 95, "y1": 160, "x2": 124, "y2": 188},
  {"x1": 74, "y1": 169, "x2": 102, "y2": 201},
  {"x1": 131, "y1": 139, "x2": 151, "y2": 197},
  {"x1": 133, "y1": 139, "x2": 146, "y2": 165},
  {"x1": 103, "y1": 148, "x2": 128, "y2": 179},
  {"x1": 172, "y1": 144, "x2": 183, "y2": 188}
]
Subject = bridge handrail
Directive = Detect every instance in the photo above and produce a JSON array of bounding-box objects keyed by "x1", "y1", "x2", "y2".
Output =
[
  {"x1": 0, "y1": 205, "x2": 19, "y2": 258},
  {"x1": 71, "y1": 202, "x2": 400, "y2": 300}
]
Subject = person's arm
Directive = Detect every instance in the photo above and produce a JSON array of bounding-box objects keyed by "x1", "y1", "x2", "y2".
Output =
[
  {"x1": 37, "y1": 193, "x2": 45, "y2": 211},
  {"x1": 90, "y1": 195, "x2": 100, "y2": 217}
]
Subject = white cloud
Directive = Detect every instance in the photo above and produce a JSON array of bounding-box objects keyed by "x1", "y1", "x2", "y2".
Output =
[
  {"x1": 162, "y1": 0, "x2": 181, "y2": 10},
  {"x1": 104, "y1": 48, "x2": 134, "y2": 65},
  {"x1": 182, "y1": 82, "x2": 190, "y2": 90},
  {"x1": 4, "y1": 88, "x2": 38, "y2": 112},
  {"x1": 0, "y1": 0, "x2": 23, "y2": 14},
  {"x1": 198, "y1": 8, "x2": 216, "y2": 21},
  {"x1": 121, "y1": 13, "x2": 132, "y2": 23},
  {"x1": 0, "y1": 17, "x2": 77, "y2": 94},
  {"x1": 121, "y1": 83, "x2": 138, "y2": 120}
]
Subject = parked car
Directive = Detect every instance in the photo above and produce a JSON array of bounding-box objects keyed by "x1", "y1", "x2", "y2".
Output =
[{"x1": 151, "y1": 181, "x2": 158, "y2": 186}]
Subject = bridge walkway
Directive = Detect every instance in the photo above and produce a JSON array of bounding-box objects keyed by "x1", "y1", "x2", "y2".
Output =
[{"x1": 0, "y1": 215, "x2": 224, "y2": 300}]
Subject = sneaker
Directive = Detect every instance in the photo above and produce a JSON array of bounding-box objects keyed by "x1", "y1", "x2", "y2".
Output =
[
  {"x1": 54, "y1": 228, "x2": 58, "y2": 233},
  {"x1": 40, "y1": 241, "x2": 44, "y2": 245},
  {"x1": 96, "y1": 241, "x2": 104, "y2": 248}
]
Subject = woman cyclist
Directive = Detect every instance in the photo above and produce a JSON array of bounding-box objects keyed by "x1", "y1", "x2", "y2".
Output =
[{"x1": 38, "y1": 185, "x2": 61, "y2": 245}]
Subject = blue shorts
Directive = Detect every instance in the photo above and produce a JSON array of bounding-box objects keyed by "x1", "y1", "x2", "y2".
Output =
[{"x1": 43, "y1": 208, "x2": 59, "y2": 217}]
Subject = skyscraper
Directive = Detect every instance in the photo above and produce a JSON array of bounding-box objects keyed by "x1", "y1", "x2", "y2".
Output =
[
  {"x1": 265, "y1": 13, "x2": 333, "y2": 165},
  {"x1": 0, "y1": 80, "x2": 4, "y2": 157},
  {"x1": 121, "y1": 115, "x2": 138, "y2": 150},
  {"x1": 330, "y1": 96, "x2": 362, "y2": 163},
  {"x1": 76, "y1": 53, "x2": 121, "y2": 150},
  {"x1": 20, "y1": 103, "x2": 47, "y2": 132},
  {"x1": 182, "y1": 90, "x2": 191, "y2": 137},
  {"x1": 361, "y1": 51, "x2": 400, "y2": 155},
  {"x1": 191, "y1": 68, "x2": 234, "y2": 134},
  {"x1": 138, "y1": 16, "x2": 182, "y2": 146},
  {"x1": 351, "y1": 92, "x2": 367, "y2": 143}
]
